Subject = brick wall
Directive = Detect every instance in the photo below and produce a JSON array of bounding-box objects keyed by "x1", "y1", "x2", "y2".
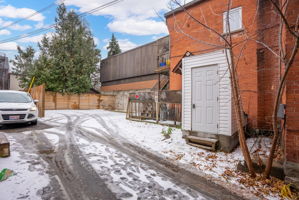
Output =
[
  {"x1": 166, "y1": 0, "x2": 263, "y2": 128},
  {"x1": 283, "y1": 0, "x2": 299, "y2": 188},
  {"x1": 256, "y1": 0, "x2": 280, "y2": 130},
  {"x1": 165, "y1": 0, "x2": 289, "y2": 130},
  {"x1": 166, "y1": 0, "x2": 299, "y2": 186},
  {"x1": 285, "y1": 60, "x2": 299, "y2": 162},
  {"x1": 284, "y1": 0, "x2": 299, "y2": 164}
]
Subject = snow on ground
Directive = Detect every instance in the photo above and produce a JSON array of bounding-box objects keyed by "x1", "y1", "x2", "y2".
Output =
[
  {"x1": 42, "y1": 110, "x2": 210, "y2": 199},
  {"x1": 42, "y1": 110, "x2": 288, "y2": 200},
  {"x1": 0, "y1": 135, "x2": 50, "y2": 200},
  {"x1": 76, "y1": 136, "x2": 208, "y2": 200},
  {"x1": 43, "y1": 131, "x2": 60, "y2": 147}
]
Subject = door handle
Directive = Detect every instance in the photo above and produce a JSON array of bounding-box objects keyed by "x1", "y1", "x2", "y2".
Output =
[{"x1": 192, "y1": 104, "x2": 196, "y2": 109}]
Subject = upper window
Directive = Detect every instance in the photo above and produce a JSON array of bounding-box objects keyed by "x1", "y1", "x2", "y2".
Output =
[{"x1": 223, "y1": 7, "x2": 242, "y2": 33}]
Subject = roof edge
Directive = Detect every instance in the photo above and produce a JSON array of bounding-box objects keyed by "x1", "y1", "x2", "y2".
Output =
[
  {"x1": 164, "y1": 0, "x2": 205, "y2": 18},
  {"x1": 101, "y1": 35, "x2": 169, "y2": 61}
]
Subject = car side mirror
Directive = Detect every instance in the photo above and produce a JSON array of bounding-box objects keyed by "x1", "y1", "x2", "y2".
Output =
[{"x1": 34, "y1": 99, "x2": 39, "y2": 104}]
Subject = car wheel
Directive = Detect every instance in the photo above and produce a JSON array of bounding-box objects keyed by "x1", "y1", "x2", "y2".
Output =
[{"x1": 31, "y1": 120, "x2": 38, "y2": 126}]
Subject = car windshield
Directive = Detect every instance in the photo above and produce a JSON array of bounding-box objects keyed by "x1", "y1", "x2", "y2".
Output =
[{"x1": 0, "y1": 92, "x2": 32, "y2": 103}]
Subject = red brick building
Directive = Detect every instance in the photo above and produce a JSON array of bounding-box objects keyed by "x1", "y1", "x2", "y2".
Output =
[
  {"x1": 165, "y1": 0, "x2": 298, "y2": 187},
  {"x1": 282, "y1": 0, "x2": 299, "y2": 188}
]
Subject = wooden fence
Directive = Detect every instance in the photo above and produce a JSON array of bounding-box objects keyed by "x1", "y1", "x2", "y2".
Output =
[
  {"x1": 126, "y1": 90, "x2": 182, "y2": 125},
  {"x1": 29, "y1": 85, "x2": 116, "y2": 116},
  {"x1": 99, "y1": 95, "x2": 116, "y2": 110},
  {"x1": 45, "y1": 92, "x2": 101, "y2": 110},
  {"x1": 30, "y1": 84, "x2": 45, "y2": 117}
]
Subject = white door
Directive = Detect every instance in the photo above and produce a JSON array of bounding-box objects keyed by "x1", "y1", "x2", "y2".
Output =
[{"x1": 192, "y1": 65, "x2": 218, "y2": 133}]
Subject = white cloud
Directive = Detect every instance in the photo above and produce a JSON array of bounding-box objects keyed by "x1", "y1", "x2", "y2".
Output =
[
  {"x1": 63, "y1": 0, "x2": 169, "y2": 35},
  {"x1": 108, "y1": 18, "x2": 168, "y2": 36},
  {"x1": 34, "y1": 50, "x2": 40, "y2": 58},
  {"x1": 0, "y1": 18, "x2": 32, "y2": 31},
  {"x1": 103, "y1": 38, "x2": 138, "y2": 52},
  {"x1": 118, "y1": 39, "x2": 138, "y2": 51},
  {"x1": 93, "y1": 37, "x2": 99, "y2": 45},
  {"x1": 18, "y1": 34, "x2": 44, "y2": 43},
  {"x1": 0, "y1": 5, "x2": 45, "y2": 21},
  {"x1": 152, "y1": 35, "x2": 160, "y2": 40},
  {"x1": 0, "y1": 29, "x2": 10, "y2": 35},
  {"x1": 64, "y1": 0, "x2": 169, "y2": 19},
  {"x1": 10, "y1": 24, "x2": 32, "y2": 31},
  {"x1": 34, "y1": 21, "x2": 45, "y2": 29},
  {"x1": 0, "y1": 42, "x2": 18, "y2": 51},
  {"x1": 102, "y1": 38, "x2": 109, "y2": 43},
  {"x1": 18, "y1": 32, "x2": 53, "y2": 43}
]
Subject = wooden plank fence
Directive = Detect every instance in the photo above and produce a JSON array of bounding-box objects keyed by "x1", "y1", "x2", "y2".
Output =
[
  {"x1": 45, "y1": 92, "x2": 102, "y2": 110},
  {"x1": 30, "y1": 84, "x2": 45, "y2": 117},
  {"x1": 29, "y1": 85, "x2": 116, "y2": 116}
]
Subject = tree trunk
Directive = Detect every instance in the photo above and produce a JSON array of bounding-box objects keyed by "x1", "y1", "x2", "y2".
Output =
[
  {"x1": 227, "y1": 48, "x2": 256, "y2": 177},
  {"x1": 264, "y1": 37, "x2": 299, "y2": 178}
]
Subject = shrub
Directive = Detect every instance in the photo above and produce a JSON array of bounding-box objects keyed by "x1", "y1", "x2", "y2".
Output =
[{"x1": 161, "y1": 127, "x2": 173, "y2": 139}]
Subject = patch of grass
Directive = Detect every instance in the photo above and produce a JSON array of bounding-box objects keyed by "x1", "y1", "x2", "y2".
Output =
[{"x1": 161, "y1": 126, "x2": 173, "y2": 139}]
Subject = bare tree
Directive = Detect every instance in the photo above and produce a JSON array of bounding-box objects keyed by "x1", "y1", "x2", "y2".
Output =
[
  {"x1": 263, "y1": 0, "x2": 299, "y2": 178},
  {"x1": 171, "y1": 0, "x2": 256, "y2": 177},
  {"x1": 170, "y1": 0, "x2": 298, "y2": 179}
]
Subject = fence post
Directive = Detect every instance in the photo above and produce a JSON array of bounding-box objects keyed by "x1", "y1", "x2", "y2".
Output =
[
  {"x1": 126, "y1": 97, "x2": 130, "y2": 119},
  {"x1": 155, "y1": 91, "x2": 159, "y2": 123},
  {"x1": 54, "y1": 92, "x2": 57, "y2": 110},
  {"x1": 41, "y1": 84, "x2": 45, "y2": 117},
  {"x1": 29, "y1": 84, "x2": 45, "y2": 117}
]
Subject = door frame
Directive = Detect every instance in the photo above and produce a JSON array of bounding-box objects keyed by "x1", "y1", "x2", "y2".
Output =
[{"x1": 191, "y1": 64, "x2": 219, "y2": 134}]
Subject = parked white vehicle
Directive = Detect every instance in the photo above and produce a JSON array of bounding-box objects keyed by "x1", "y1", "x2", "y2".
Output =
[{"x1": 0, "y1": 90, "x2": 38, "y2": 125}]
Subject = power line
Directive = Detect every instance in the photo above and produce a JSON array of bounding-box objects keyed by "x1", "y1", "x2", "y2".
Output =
[
  {"x1": 0, "y1": 1, "x2": 58, "y2": 31},
  {"x1": 0, "y1": 0, "x2": 123, "y2": 44},
  {"x1": 0, "y1": 0, "x2": 119, "y2": 43}
]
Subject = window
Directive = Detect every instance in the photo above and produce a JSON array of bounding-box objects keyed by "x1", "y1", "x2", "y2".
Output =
[
  {"x1": 223, "y1": 7, "x2": 242, "y2": 33},
  {"x1": 0, "y1": 92, "x2": 32, "y2": 103}
]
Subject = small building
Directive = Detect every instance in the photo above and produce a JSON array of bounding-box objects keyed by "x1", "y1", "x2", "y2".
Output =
[
  {"x1": 0, "y1": 53, "x2": 10, "y2": 90},
  {"x1": 181, "y1": 50, "x2": 239, "y2": 151},
  {"x1": 9, "y1": 73, "x2": 22, "y2": 91},
  {"x1": 165, "y1": 0, "x2": 299, "y2": 188},
  {"x1": 100, "y1": 36, "x2": 169, "y2": 112}
]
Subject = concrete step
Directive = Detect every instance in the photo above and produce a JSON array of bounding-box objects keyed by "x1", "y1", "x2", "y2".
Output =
[{"x1": 186, "y1": 135, "x2": 218, "y2": 151}]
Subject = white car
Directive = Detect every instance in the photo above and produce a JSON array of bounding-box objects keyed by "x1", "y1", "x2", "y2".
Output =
[{"x1": 0, "y1": 90, "x2": 38, "y2": 126}]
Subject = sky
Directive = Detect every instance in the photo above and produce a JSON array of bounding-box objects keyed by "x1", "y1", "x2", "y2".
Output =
[{"x1": 0, "y1": 0, "x2": 181, "y2": 61}]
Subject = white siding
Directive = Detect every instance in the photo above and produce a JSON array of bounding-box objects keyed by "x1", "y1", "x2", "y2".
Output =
[{"x1": 182, "y1": 50, "x2": 233, "y2": 136}]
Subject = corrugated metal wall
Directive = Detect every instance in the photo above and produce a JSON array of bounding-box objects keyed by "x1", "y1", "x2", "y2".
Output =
[{"x1": 100, "y1": 36, "x2": 169, "y2": 85}]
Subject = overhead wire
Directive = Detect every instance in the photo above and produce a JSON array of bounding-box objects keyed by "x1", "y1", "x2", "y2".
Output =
[
  {"x1": 0, "y1": 1, "x2": 58, "y2": 31},
  {"x1": 0, "y1": 0, "x2": 123, "y2": 44}
]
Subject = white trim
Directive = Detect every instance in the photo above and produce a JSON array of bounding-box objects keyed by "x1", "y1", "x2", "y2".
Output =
[
  {"x1": 182, "y1": 58, "x2": 186, "y2": 130},
  {"x1": 223, "y1": 7, "x2": 242, "y2": 33}
]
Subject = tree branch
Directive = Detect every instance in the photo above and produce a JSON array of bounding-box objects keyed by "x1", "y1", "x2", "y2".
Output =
[{"x1": 268, "y1": 0, "x2": 299, "y2": 38}]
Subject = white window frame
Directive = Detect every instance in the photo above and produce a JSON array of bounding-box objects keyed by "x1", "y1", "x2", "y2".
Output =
[{"x1": 223, "y1": 7, "x2": 242, "y2": 33}]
